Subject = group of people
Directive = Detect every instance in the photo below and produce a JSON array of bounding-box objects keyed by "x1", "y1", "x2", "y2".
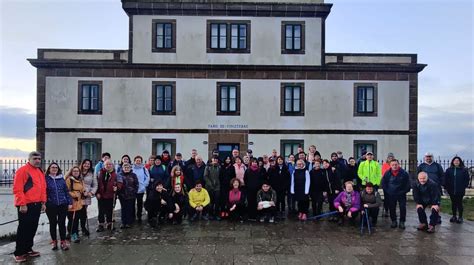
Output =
[{"x1": 11, "y1": 148, "x2": 471, "y2": 263}]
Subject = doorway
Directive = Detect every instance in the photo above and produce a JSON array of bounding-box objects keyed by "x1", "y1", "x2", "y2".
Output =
[{"x1": 217, "y1": 143, "x2": 240, "y2": 161}]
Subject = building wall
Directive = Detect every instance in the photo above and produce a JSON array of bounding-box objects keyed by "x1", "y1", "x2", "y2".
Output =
[
  {"x1": 132, "y1": 15, "x2": 322, "y2": 65},
  {"x1": 45, "y1": 132, "x2": 208, "y2": 161},
  {"x1": 45, "y1": 77, "x2": 409, "y2": 130}
]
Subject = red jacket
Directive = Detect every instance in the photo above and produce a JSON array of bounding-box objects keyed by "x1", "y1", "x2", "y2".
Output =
[
  {"x1": 13, "y1": 162, "x2": 47, "y2": 206},
  {"x1": 97, "y1": 168, "x2": 122, "y2": 199}
]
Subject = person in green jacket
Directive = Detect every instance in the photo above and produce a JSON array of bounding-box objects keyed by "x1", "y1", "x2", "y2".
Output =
[
  {"x1": 357, "y1": 152, "x2": 381, "y2": 190},
  {"x1": 204, "y1": 156, "x2": 221, "y2": 220}
]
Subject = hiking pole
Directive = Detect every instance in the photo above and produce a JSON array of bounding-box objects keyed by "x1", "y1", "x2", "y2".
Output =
[
  {"x1": 69, "y1": 210, "x2": 76, "y2": 239},
  {"x1": 111, "y1": 188, "x2": 117, "y2": 232},
  {"x1": 306, "y1": 211, "x2": 338, "y2": 220},
  {"x1": 365, "y1": 208, "x2": 371, "y2": 235},
  {"x1": 360, "y1": 210, "x2": 365, "y2": 236},
  {"x1": 85, "y1": 209, "x2": 90, "y2": 239}
]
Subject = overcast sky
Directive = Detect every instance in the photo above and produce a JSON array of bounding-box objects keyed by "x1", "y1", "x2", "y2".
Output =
[{"x1": 0, "y1": 0, "x2": 473, "y2": 160}]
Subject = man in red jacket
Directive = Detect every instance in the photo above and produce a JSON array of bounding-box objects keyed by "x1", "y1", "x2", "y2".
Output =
[{"x1": 12, "y1": 151, "x2": 46, "y2": 263}]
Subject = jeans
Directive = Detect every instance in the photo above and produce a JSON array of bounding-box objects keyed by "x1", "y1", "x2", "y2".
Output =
[
  {"x1": 45, "y1": 204, "x2": 68, "y2": 241},
  {"x1": 120, "y1": 199, "x2": 135, "y2": 225},
  {"x1": 417, "y1": 205, "x2": 440, "y2": 226},
  {"x1": 136, "y1": 193, "x2": 145, "y2": 220}
]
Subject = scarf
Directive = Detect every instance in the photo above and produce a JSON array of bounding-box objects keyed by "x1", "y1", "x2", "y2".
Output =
[
  {"x1": 229, "y1": 188, "x2": 241, "y2": 204},
  {"x1": 250, "y1": 164, "x2": 259, "y2": 171},
  {"x1": 344, "y1": 192, "x2": 353, "y2": 207}
]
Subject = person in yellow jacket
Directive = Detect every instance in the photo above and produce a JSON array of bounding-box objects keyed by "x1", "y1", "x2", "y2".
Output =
[
  {"x1": 65, "y1": 166, "x2": 84, "y2": 243},
  {"x1": 188, "y1": 180, "x2": 210, "y2": 221},
  {"x1": 357, "y1": 152, "x2": 381, "y2": 189}
]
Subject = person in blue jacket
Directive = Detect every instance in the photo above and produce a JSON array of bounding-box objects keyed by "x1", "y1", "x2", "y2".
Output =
[
  {"x1": 132, "y1": 155, "x2": 150, "y2": 223},
  {"x1": 444, "y1": 156, "x2": 470, "y2": 223},
  {"x1": 45, "y1": 163, "x2": 72, "y2": 251}
]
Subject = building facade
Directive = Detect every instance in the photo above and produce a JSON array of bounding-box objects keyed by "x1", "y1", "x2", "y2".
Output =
[{"x1": 29, "y1": 0, "x2": 425, "y2": 173}]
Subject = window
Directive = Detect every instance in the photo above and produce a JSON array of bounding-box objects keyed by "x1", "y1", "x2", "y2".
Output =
[
  {"x1": 78, "y1": 81, "x2": 102, "y2": 114},
  {"x1": 216, "y1": 82, "x2": 240, "y2": 116},
  {"x1": 152, "y1": 81, "x2": 176, "y2": 115},
  {"x1": 207, "y1": 20, "x2": 251, "y2": 53},
  {"x1": 281, "y1": 140, "x2": 304, "y2": 159},
  {"x1": 281, "y1": 83, "x2": 305, "y2": 116},
  {"x1": 231, "y1": 24, "x2": 247, "y2": 49},
  {"x1": 78, "y1": 139, "x2": 102, "y2": 162},
  {"x1": 152, "y1": 19, "x2": 176, "y2": 53},
  {"x1": 152, "y1": 139, "x2": 176, "y2": 157},
  {"x1": 354, "y1": 140, "x2": 377, "y2": 160},
  {"x1": 282, "y1": 22, "x2": 305, "y2": 54},
  {"x1": 211, "y1": 23, "x2": 227, "y2": 49},
  {"x1": 354, "y1": 83, "x2": 378, "y2": 116}
]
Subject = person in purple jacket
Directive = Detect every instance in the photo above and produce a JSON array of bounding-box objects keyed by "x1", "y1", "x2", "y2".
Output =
[{"x1": 334, "y1": 181, "x2": 360, "y2": 226}]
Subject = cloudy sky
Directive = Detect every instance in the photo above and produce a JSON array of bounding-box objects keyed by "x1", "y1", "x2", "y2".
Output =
[{"x1": 0, "y1": 0, "x2": 473, "y2": 160}]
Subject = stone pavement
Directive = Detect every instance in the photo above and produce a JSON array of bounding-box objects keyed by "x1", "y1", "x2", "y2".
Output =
[{"x1": 1, "y1": 204, "x2": 473, "y2": 265}]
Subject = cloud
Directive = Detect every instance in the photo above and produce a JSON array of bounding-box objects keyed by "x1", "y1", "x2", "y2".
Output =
[
  {"x1": 0, "y1": 148, "x2": 30, "y2": 159},
  {"x1": 0, "y1": 106, "x2": 36, "y2": 139}
]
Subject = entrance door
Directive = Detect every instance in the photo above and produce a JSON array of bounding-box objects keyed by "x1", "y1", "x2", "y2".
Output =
[{"x1": 217, "y1": 143, "x2": 239, "y2": 161}]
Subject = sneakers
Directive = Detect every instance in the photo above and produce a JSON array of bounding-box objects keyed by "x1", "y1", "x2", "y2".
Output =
[
  {"x1": 417, "y1": 223, "x2": 427, "y2": 231},
  {"x1": 399, "y1": 222, "x2": 405, "y2": 230},
  {"x1": 390, "y1": 221, "x2": 398, "y2": 228},
  {"x1": 427, "y1": 225, "x2": 436, "y2": 233},
  {"x1": 450, "y1": 216, "x2": 457, "y2": 223},
  {"x1": 14, "y1": 255, "x2": 27, "y2": 263},
  {"x1": 71, "y1": 233, "x2": 80, "y2": 243},
  {"x1": 220, "y1": 212, "x2": 226, "y2": 218},
  {"x1": 27, "y1": 250, "x2": 40, "y2": 257},
  {"x1": 259, "y1": 217, "x2": 265, "y2": 223},
  {"x1": 298, "y1": 213, "x2": 303, "y2": 221},
  {"x1": 50, "y1": 240, "x2": 58, "y2": 251},
  {"x1": 96, "y1": 224, "x2": 105, "y2": 232},
  {"x1": 60, "y1": 240, "x2": 69, "y2": 251},
  {"x1": 269, "y1": 217, "x2": 275, "y2": 223},
  {"x1": 457, "y1": 217, "x2": 464, "y2": 224}
]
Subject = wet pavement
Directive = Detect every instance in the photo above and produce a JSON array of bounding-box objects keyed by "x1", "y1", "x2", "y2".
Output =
[{"x1": 1, "y1": 203, "x2": 473, "y2": 265}]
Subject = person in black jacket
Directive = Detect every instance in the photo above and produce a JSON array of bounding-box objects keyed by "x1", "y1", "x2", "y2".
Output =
[
  {"x1": 145, "y1": 181, "x2": 170, "y2": 227},
  {"x1": 346, "y1": 157, "x2": 360, "y2": 191},
  {"x1": 219, "y1": 156, "x2": 236, "y2": 218},
  {"x1": 309, "y1": 160, "x2": 327, "y2": 217},
  {"x1": 185, "y1": 155, "x2": 206, "y2": 190},
  {"x1": 257, "y1": 181, "x2": 277, "y2": 223},
  {"x1": 227, "y1": 178, "x2": 246, "y2": 222},
  {"x1": 268, "y1": 156, "x2": 290, "y2": 219},
  {"x1": 168, "y1": 183, "x2": 187, "y2": 224},
  {"x1": 413, "y1": 172, "x2": 441, "y2": 233},
  {"x1": 244, "y1": 158, "x2": 264, "y2": 221},
  {"x1": 291, "y1": 159, "x2": 311, "y2": 221},
  {"x1": 322, "y1": 159, "x2": 342, "y2": 222},
  {"x1": 381, "y1": 159, "x2": 411, "y2": 229},
  {"x1": 444, "y1": 156, "x2": 470, "y2": 224}
]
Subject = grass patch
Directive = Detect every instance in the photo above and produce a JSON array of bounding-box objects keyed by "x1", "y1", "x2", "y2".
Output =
[
  {"x1": 0, "y1": 232, "x2": 16, "y2": 245},
  {"x1": 441, "y1": 197, "x2": 474, "y2": 221}
]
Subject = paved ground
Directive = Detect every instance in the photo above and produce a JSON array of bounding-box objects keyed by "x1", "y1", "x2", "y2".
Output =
[{"x1": 1, "y1": 203, "x2": 473, "y2": 265}]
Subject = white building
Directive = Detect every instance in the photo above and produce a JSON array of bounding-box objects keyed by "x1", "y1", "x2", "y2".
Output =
[{"x1": 29, "y1": 0, "x2": 425, "y2": 173}]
